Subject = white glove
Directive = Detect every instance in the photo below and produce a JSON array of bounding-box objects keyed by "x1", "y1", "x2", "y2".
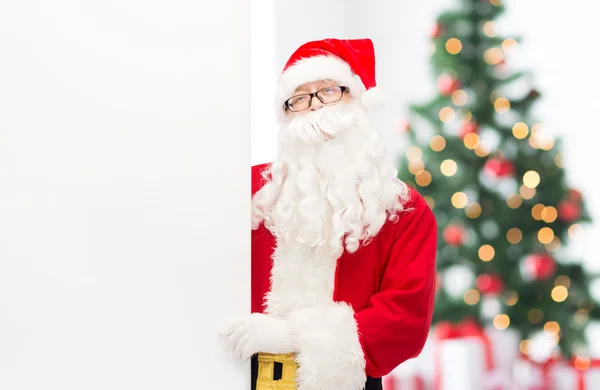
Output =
[{"x1": 220, "y1": 313, "x2": 298, "y2": 362}]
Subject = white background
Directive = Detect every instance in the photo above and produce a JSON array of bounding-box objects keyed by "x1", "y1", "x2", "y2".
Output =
[{"x1": 0, "y1": 1, "x2": 249, "y2": 389}]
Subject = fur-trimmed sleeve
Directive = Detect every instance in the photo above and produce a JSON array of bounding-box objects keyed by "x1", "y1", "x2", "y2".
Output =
[{"x1": 355, "y1": 188, "x2": 437, "y2": 378}]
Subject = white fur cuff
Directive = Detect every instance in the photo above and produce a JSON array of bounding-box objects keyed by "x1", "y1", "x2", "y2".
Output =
[{"x1": 287, "y1": 303, "x2": 366, "y2": 390}]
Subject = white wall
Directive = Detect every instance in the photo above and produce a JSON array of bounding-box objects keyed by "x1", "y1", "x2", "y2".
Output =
[{"x1": 0, "y1": 1, "x2": 250, "y2": 389}]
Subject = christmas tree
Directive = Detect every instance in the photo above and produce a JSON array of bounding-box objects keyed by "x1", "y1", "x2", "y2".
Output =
[{"x1": 398, "y1": 0, "x2": 596, "y2": 357}]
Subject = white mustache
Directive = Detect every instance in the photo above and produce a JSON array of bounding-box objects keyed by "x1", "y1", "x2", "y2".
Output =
[{"x1": 286, "y1": 104, "x2": 357, "y2": 145}]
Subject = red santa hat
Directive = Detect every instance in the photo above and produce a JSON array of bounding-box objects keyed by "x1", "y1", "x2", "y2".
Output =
[{"x1": 275, "y1": 38, "x2": 385, "y2": 120}]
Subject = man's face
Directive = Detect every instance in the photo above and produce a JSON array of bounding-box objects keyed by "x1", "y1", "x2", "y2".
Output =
[{"x1": 285, "y1": 80, "x2": 352, "y2": 118}]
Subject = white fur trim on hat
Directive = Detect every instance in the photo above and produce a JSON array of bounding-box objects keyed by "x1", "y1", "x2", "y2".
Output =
[
  {"x1": 360, "y1": 85, "x2": 386, "y2": 109},
  {"x1": 276, "y1": 55, "x2": 366, "y2": 102}
]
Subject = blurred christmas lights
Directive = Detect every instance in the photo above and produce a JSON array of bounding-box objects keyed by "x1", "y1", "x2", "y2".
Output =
[
  {"x1": 439, "y1": 106, "x2": 456, "y2": 123},
  {"x1": 523, "y1": 170, "x2": 541, "y2": 188},
  {"x1": 505, "y1": 291, "x2": 519, "y2": 306},
  {"x1": 568, "y1": 224, "x2": 581, "y2": 237},
  {"x1": 512, "y1": 122, "x2": 529, "y2": 139},
  {"x1": 406, "y1": 146, "x2": 423, "y2": 160},
  {"x1": 483, "y1": 21, "x2": 497, "y2": 37},
  {"x1": 416, "y1": 170, "x2": 432, "y2": 187},
  {"x1": 484, "y1": 47, "x2": 504, "y2": 65},
  {"x1": 493, "y1": 314, "x2": 510, "y2": 330},
  {"x1": 446, "y1": 38, "x2": 462, "y2": 54},
  {"x1": 463, "y1": 133, "x2": 480, "y2": 149},
  {"x1": 464, "y1": 289, "x2": 481, "y2": 305},
  {"x1": 430, "y1": 135, "x2": 446, "y2": 151},
  {"x1": 542, "y1": 206, "x2": 558, "y2": 223},
  {"x1": 479, "y1": 244, "x2": 495, "y2": 261},
  {"x1": 494, "y1": 97, "x2": 511, "y2": 113},
  {"x1": 502, "y1": 38, "x2": 518, "y2": 52},
  {"x1": 528, "y1": 309, "x2": 544, "y2": 324},
  {"x1": 452, "y1": 89, "x2": 468, "y2": 106},
  {"x1": 409, "y1": 159, "x2": 425, "y2": 174},
  {"x1": 440, "y1": 159, "x2": 458, "y2": 176},
  {"x1": 531, "y1": 204, "x2": 545, "y2": 220},
  {"x1": 538, "y1": 227, "x2": 555, "y2": 244},
  {"x1": 551, "y1": 285, "x2": 568, "y2": 302},
  {"x1": 520, "y1": 185, "x2": 536, "y2": 200},
  {"x1": 506, "y1": 228, "x2": 523, "y2": 244},
  {"x1": 506, "y1": 193, "x2": 523, "y2": 208},
  {"x1": 466, "y1": 202, "x2": 482, "y2": 218},
  {"x1": 555, "y1": 275, "x2": 571, "y2": 288},
  {"x1": 452, "y1": 192, "x2": 469, "y2": 208}
]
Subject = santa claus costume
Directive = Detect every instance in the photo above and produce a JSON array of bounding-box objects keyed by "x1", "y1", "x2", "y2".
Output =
[{"x1": 233, "y1": 38, "x2": 436, "y2": 390}]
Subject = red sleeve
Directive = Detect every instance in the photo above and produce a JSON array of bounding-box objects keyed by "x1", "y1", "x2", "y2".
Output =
[
  {"x1": 355, "y1": 187, "x2": 437, "y2": 378},
  {"x1": 251, "y1": 162, "x2": 271, "y2": 196}
]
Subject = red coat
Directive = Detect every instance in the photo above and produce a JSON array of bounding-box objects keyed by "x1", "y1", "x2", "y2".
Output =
[{"x1": 251, "y1": 162, "x2": 437, "y2": 385}]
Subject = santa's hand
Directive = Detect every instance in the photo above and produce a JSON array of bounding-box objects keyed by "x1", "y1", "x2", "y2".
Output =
[{"x1": 220, "y1": 313, "x2": 298, "y2": 362}]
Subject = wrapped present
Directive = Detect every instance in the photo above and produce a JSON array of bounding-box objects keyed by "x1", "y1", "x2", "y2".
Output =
[
  {"x1": 433, "y1": 320, "x2": 495, "y2": 390},
  {"x1": 411, "y1": 321, "x2": 520, "y2": 390},
  {"x1": 511, "y1": 353, "x2": 560, "y2": 390},
  {"x1": 382, "y1": 372, "x2": 425, "y2": 390},
  {"x1": 385, "y1": 356, "x2": 425, "y2": 390},
  {"x1": 551, "y1": 358, "x2": 600, "y2": 390}
]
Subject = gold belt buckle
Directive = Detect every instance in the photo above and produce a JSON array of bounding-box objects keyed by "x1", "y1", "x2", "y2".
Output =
[{"x1": 256, "y1": 352, "x2": 298, "y2": 390}]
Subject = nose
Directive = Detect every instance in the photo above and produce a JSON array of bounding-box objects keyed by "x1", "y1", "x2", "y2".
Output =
[{"x1": 309, "y1": 95, "x2": 323, "y2": 111}]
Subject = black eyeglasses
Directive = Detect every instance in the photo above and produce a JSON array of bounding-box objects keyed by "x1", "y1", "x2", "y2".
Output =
[{"x1": 284, "y1": 86, "x2": 348, "y2": 112}]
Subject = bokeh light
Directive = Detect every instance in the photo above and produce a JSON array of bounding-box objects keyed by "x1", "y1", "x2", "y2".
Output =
[
  {"x1": 430, "y1": 135, "x2": 446, "y2": 151},
  {"x1": 466, "y1": 202, "x2": 482, "y2": 218},
  {"x1": 452, "y1": 192, "x2": 469, "y2": 208},
  {"x1": 416, "y1": 170, "x2": 432, "y2": 187},
  {"x1": 479, "y1": 244, "x2": 495, "y2": 261},
  {"x1": 506, "y1": 193, "x2": 523, "y2": 208},
  {"x1": 528, "y1": 309, "x2": 544, "y2": 324},
  {"x1": 440, "y1": 107, "x2": 456, "y2": 123},
  {"x1": 406, "y1": 146, "x2": 423, "y2": 160},
  {"x1": 512, "y1": 122, "x2": 529, "y2": 139},
  {"x1": 506, "y1": 228, "x2": 523, "y2": 244},
  {"x1": 463, "y1": 133, "x2": 480, "y2": 149},
  {"x1": 551, "y1": 286, "x2": 568, "y2": 302},
  {"x1": 452, "y1": 90, "x2": 468, "y2": 106},
  {"x1": 464, "y1": 289, "x2": 481, "y2": 305},
  {"x1": 494, "y1": 314, "x2": 510, "y2": 330},
  {"x1": 538, "y1": 227, "x2": 555, "y2": 244},
  {"x1": 494, "y1": 97, "x2": 510, "y2": 113},
  {"x1": 441, "y1": 159, "x2": 458, "y2": 176},
  {"x1": 523, "y1": 171, "x2": 541, "y2": 188},
  {"x1": 446, "y1": 38, "x2": 463, "y2": 54}
]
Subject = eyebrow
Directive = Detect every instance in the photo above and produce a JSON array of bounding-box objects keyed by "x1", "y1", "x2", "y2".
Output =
[{"x1": 294, "y1": 81, "x2": 336, "y2": 95}]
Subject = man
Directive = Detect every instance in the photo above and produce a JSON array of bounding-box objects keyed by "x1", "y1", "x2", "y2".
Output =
[{"x1": 222, "y1": 38, "x2": 437, "y2": 390}]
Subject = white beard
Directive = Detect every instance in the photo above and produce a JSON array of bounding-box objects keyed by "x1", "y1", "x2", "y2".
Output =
[{"x1": 251, "y1": 100, "x2": 409, "y2": 260}]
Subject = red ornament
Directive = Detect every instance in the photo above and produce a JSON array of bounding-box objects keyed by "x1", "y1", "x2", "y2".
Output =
[
  {"x1": 523, "y1": 253, "x2": 556, "y2": 281},
  {"x1": 435, "y1": 272, "x2": 443, "y2": 293},
  {"x1": 443, "y1": 224, "x2": 465, "y2": 246},
  {"x1": 476, "y1": 273, "x2": 504, "y2": 296},
  {"x1": 438, "y1": 74, "x2": 462, "y2": 96},
  {"x1": 460, "y1": 121, "x2": 480, "y2": 139},
  {"x1": 431, "y1": 23, "x2": 444, "y2": 39},
  {"x1": 399, "y1": 121, "x2": 412, "y2": 133},
  {"x1": 558, "y1": 201, "x2": 581, "y2": 222},
  {"x1": 567, "y1": 188, "x2": 583, "y2": 203},
  {"x1": 484, "y1": 157, "x2": 515, "y2": 178}
]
